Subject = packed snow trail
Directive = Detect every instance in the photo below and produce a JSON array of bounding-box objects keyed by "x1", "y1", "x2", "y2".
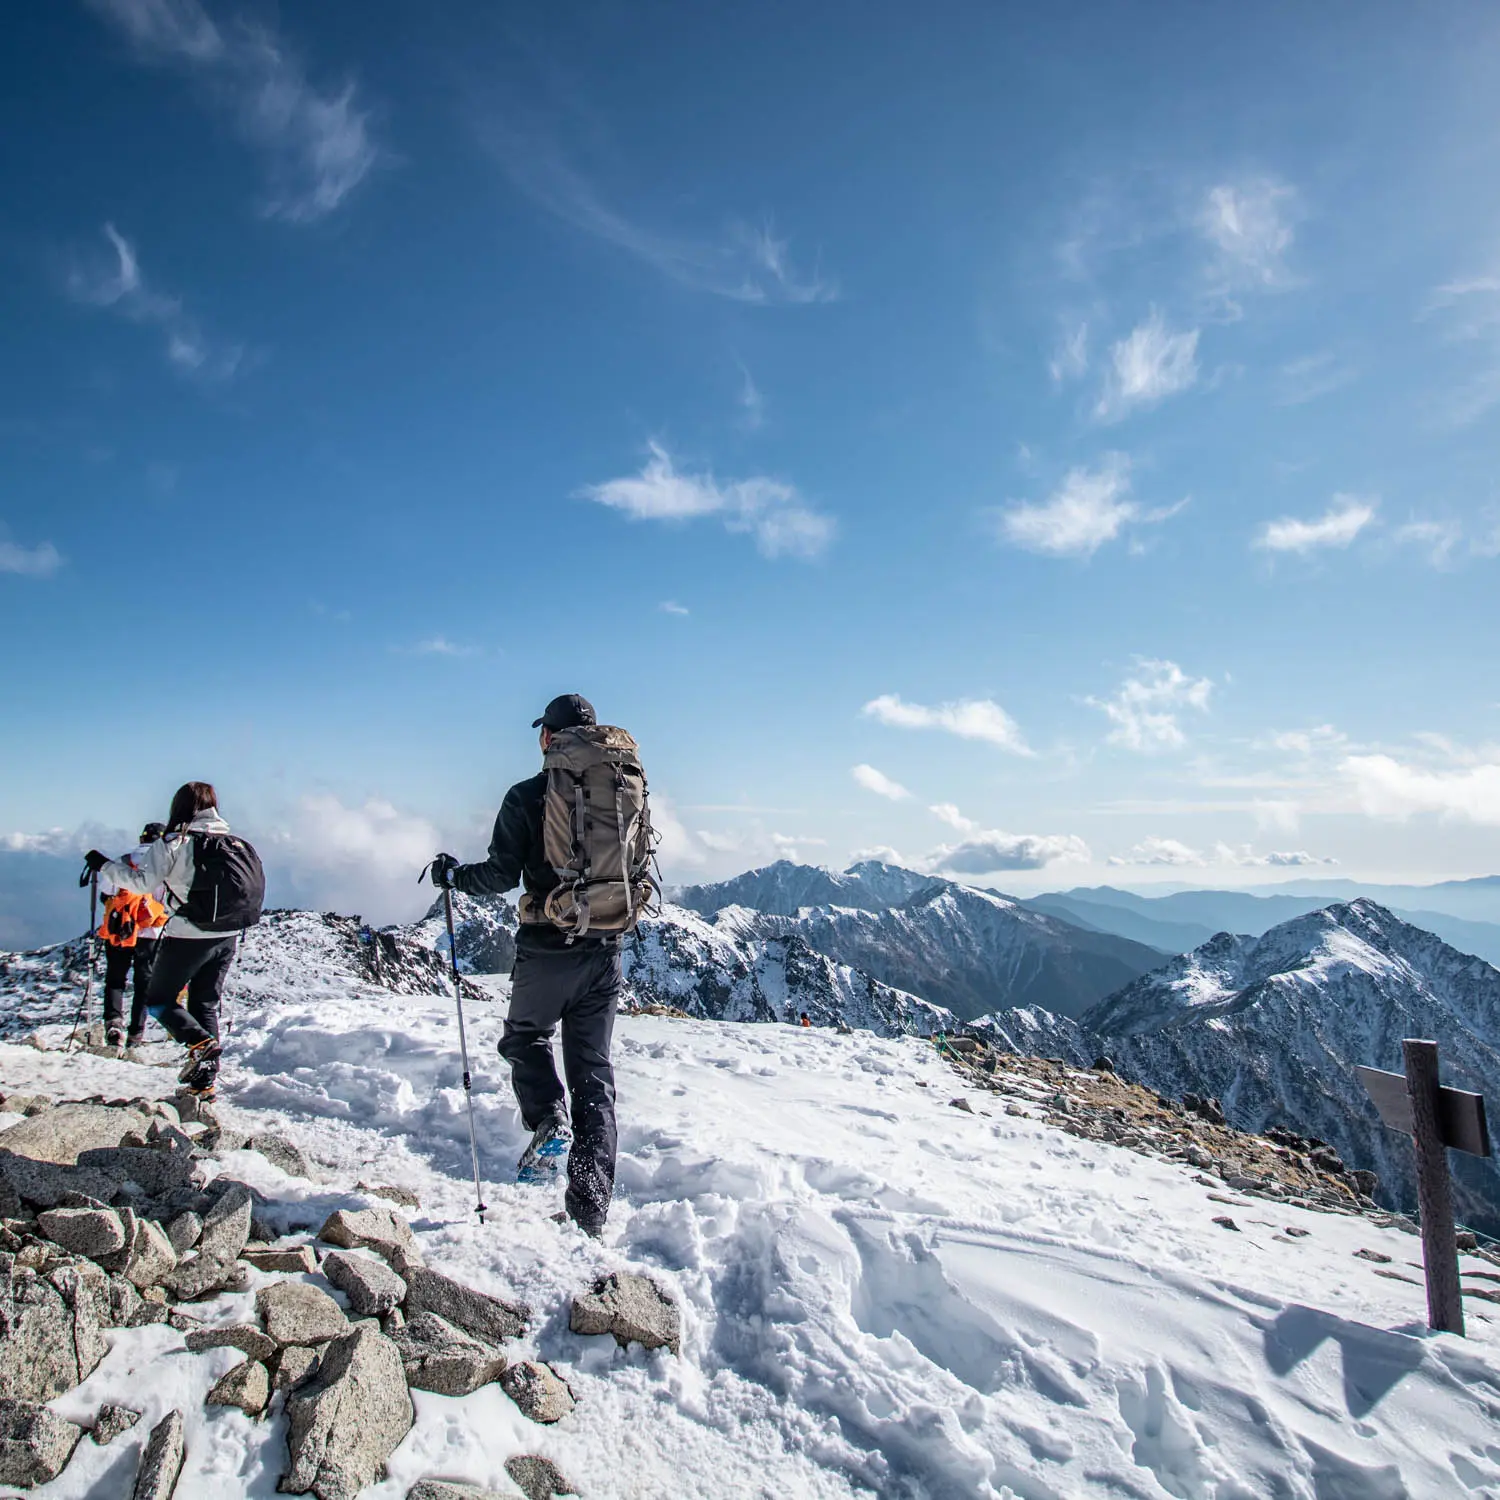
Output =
[{"x1": 4, "y1": 955, "x2": 1500, "y2": 1496}]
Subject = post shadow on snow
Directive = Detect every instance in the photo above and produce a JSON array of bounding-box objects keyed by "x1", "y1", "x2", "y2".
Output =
[{"x1": 1263, "y1": 1305, "x2": 1426, "y2": 1419}]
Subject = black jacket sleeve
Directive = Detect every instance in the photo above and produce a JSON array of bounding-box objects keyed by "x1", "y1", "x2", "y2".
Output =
[{"x1": 453, "y1": 784, "x2": 530, "y2": 897}]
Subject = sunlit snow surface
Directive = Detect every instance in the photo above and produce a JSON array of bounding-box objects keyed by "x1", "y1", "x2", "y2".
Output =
[{"x1": 4, "y1": 951, "x2": 1500, "y2": 1497}]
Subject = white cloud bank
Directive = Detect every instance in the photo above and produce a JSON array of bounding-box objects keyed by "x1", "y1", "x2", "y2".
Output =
[
  {"x1": 862, "y1": 694, "x2": 1032, "y2": 755},
  {"x1": 1089, "y1": 659, "x2": 1213, "y2": 752},
  {"x1": 851, "y1": 765, "x2": 910, "y2": 801},
  {"x1": 1108, "y1": 837, "x2": 1334, "y2": 868},
  {"x1": 1257, "y1": 496, "x2": 1376, "y2": 554},
  {"x1": 1343, "y1": 753, "x2": 1500, "y2": 826},
  {"x1": 582, "y1": 443, "x2": 834, "y2": 560}
]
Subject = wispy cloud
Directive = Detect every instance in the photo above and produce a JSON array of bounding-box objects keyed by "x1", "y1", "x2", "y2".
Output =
[
  {"x1": 1048, "y1": 319, "x2": 1089, "y2": 384},
  {"x1": 995, "y1": 455, "x2": 1183, "y2": 559},
  {"x1": 0, "y1": 532, "x2": 62, "y2": 578},
  {"x1": 862, "y1": 694, "x2": 1032, "y2": 755},
  {"x1": 1199, "y1": 178, "x2": 1297, "y2": 305},
  {"x1": 1256, "y1": 495, "x2": 1376, "y2": 554},
  {"x1": 1095, "y1": 311, "x2": 1199, "y2": 421},
  {"x1": 67, "y1": 223, "x2": 243, "y2": 379},
  {"x1": 1108, "y1": 836, "x2": 1206, "y2": 867},
  {"x1": 581, "y1": 442, "x2": 834, "y2": 560},
  {"x1": 1089, "y1": 658, "x2": 1213, "y2": 753},
  {"x1": 1424, "y1": 270, "x2": 1500, "y2": 428},
  {"x1": 851, "y1": 764, "x2": 910, "y2": 801},
  {"x1": 658, "y1": 600, "x2": 690, "y2": 616},
  {"x1": 86, "y1": 0, "x2": 379, "y2": 222},
  {"x1": 736, "y1": 362, "x2": 766, "y2": 431},
  {"x1": 479, "y1": 114, "x2": 834, "y2": 305},
  {"x1": 1392, "y1": 518, "x2": 1464, "y2": 568},
  {"x1": 397, "y1": 637, "x2": 478, "y2": 658},
  {"x1": 1276, "y1": 351, "x2": 1357, "y2": 406}
]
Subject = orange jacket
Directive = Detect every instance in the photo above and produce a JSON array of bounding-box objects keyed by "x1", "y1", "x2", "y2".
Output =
[{"x1": 99, "y1": 890, "x2": 169, "y2": 948}]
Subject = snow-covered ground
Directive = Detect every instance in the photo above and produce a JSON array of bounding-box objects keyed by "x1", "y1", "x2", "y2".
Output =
[{"x1": 4, "y1": 967, "x2": 1500, "y2": 1498}]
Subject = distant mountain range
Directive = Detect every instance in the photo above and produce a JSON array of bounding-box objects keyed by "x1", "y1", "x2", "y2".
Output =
[
  {"x1": 984, "y1": 899, "x2": 1500, "y2": 1233},
  {"x1": 675, "y1": 860, "x2": 1163, "y2": 1020},
  {"x1": 1030, "y1": 884, "x2": 1500, "y2": 968}
]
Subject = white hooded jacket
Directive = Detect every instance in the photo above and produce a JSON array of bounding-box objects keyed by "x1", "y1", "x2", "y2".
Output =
[{"x1": 99, "y1": 810, "x2": 235, "y2": 940}]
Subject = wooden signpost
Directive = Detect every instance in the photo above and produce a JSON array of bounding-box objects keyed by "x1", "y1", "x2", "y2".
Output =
[{"x1": 1356, "y1": 1040, "x2": 1491, "y2": 1336}]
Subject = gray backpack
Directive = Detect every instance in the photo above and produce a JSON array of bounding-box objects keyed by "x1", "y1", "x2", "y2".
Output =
[{"x1": 522, "y1": 724, "x2": 657, "y2": 937}]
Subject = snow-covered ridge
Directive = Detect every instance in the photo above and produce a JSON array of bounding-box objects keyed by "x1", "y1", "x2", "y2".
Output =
[{"x1": 987, "y1": 899, "x2": 1500, "y2": 1233}]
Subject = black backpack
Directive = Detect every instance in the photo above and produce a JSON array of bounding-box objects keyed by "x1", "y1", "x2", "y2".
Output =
[{"x1": 177, "y1": 833, "x2": 266, "y2": 933}]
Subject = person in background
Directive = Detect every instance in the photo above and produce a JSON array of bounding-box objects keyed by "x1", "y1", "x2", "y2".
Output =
[
  {"x1": 799, "y1": 1012, "x2": 812, "y2": 1028},
  {"x1": 98, "y1": 821, "x2": 168, "y2": 1049},
  {"x1": 84, "y1": 782, "x2": 264, "y2": 1097}
]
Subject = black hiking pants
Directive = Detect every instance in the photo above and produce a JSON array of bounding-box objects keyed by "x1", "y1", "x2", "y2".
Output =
[
  {"x1": 143, "y1": 936, "x2": 235, "y2": 1048},
  {"x1": 103, "y1": 938, "x2": 158, "y2": 1037},
  {"x1": 500, "y1": 940, "x2": 621, "y2": 1233}
]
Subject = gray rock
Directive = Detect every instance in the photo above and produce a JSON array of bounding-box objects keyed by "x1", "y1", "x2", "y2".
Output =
[
  {"x1": 132, "y1": 1409, "x2": 185, "y2": 1500},
  {"x1": 165, "y1": 1212, "x2": 203, "y2": 1255},
  {"x1": 251, "y1": 1135, "x2": 311, "y2": 1178},
  {"x1": 357, "y1": 1182, "x2": 420, "y2": 1210},
  {"x1": 280, "y1": 1326, "x2": 413, "y2": 1500},
  {"x1": 388, "y1": 1311, "x2": 506, "y2": 1396},
  {"x1": 76, "y1": 1144, "x2": 198, "y2": 1199},
  {"x1": 49, "y1": 1263, "x2": 109, "y2": 1379},
  {"x1": 0, "y1": 1259, "x2": 108, "y2": 1400},
  {"x1": 403, "y1": 1266, "x2": 529, "y2": 1344},
  {"x1": 186, "y1": 1323, "x2": 278, "y2": 1362},
  {"x1": 170, "y1": 1091, "x2": 214, "y2": 1126},
  {"x1": 165, "y1": 1184, "x2": 251, "y2": 1300},
  {"x1": 208, "y1": 1359, "x2": 271, "y2": 1415},
  {"x1": 505, "y1": 1455, "x2": 578, "y2": 1500},
  {"x1": 242, "y1": 1245, "x2": 318, "y2": 1274},
  {"x1": 570, "y1": 1272, "x2": 681, "y2": 1355},
  {"x1": 317, "y1": 1207, "x2": 417, "y2": 1264},
  {"x1": 257, "y1": 1281, "x2": 348, "y2": 1347},
  {"x1": 272, "y1": 1344, "x2": 325, "y2": 1393},
  {"x1": 0, "y1": 1398, "x2": 84, "y2": 1487},
  {"x1": 0, "y1": 1103, "x2": 153, "y2": 1164},
  {"x1": 405, "y1": 1484, "x2": 510, "y2": 1500},
  {"x1": 92, "y1": 1403, "x2": 141, "y2": 1444},
  {"x1": 105, "y1": 1274, "x2": 169, "y2": 1328},
  {"x1": 37, "y1": 1206, "x2": 126, "y2": 1259},
  {"x1": 499, "y1": 1360, "x2": 575, "y2": 1424},
  {"x1": 322, "y1": 1250, "x2": 406, "y2": 1316},
  {"x1": 123, "y1": 1218, "x2": 178, "y2": 1290}
]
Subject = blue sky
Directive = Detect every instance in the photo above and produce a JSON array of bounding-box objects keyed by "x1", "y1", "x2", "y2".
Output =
[{"x1": 3, "y1": 0, "x2": 1499, "y2": 924}]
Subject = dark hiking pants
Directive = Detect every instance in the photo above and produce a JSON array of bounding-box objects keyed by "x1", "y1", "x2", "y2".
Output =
[
  {"x1": 103, "y1": 939, "x2": 158, "y2": 1037},
  {"x1": 500, "y1": 941, "x2": 621, "y2": 1232},
  {"x1": 143, "y1": 936, "x2": 235, "y2": 1048}
]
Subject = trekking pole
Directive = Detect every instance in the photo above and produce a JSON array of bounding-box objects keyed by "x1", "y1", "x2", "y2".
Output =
[
  {"x1": 420, "y1": 864, "x2": 488, "y2": 1223},
  {"x1": 66, "y1": 868, "x2": 99, "y2": 1051}
]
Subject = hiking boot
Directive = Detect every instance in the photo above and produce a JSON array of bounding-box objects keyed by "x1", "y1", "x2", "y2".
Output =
[
  {"x1": 105, "y1": 1027, "x2": 125, "y2": 1050},
  {"x1": 178, "y1": 1038, "x2": 222, "y2": 1090},
  {"x1": 124, "y1": 1032, "x2": 144, "y2": 1050},
  {"x1": 517, "y1": 1115, "x2": 571, "y2": 1185}
]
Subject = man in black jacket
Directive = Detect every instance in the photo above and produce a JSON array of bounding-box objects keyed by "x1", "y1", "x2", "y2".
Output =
[{"x1": 429, "y1": 693, "x2": 620, "y2": 1238}]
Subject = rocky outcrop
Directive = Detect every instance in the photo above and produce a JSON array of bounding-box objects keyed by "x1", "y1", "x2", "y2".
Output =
[
  {"x1": 388, "y1": 1311, "x2": 506, "y2": 1396},
  {"x1": 402, "y1": 1266, "x2": 528, "y2": 1344},
  {"x1": 0, "y1": 1399, "x2": 84, "y2": 1487},
  {"x1": 256, "y1": 1282, "x2": 348, "y2": 1346},
  {"x1": 0, "y1": 1259, "x2": 107, "y2": 1400},
  {"x1": 36, "y1": 1206, "x2": 127, "y2": 1259},
  {"x1": 318, "y1": 1206, "x2": 418, "y2": 1264},
  {"x1": 499, "y1": 1360, "x2": 575, "y2": 1423},
  {"x1": 280, "y1": 1326, "x2": 413, "y2": 1500},
  {"x1": 91, "y1": 1404, "x2": 141, "y2": 1444},
  {"x1": 322, "y1": 1250, "x2": 406, "y2": 1316},
  {"x1": 505, "y1": 1455, "x2": 579, "y2": 1500},
  {"x1": 208, "y1": 1358, "x2": 271, "y2": 1415},
  {"x1": 131, "y1": 1410, "x2": 186, "y2": 1500},
  {"x1": 250, "y1": 1135, "x2": 311, "y2": 1178},
  {"x1": 165, "y1": 1184, "x2": 252, "y2": 1299},
  {"x1": 185, "y1": 1323, "x2": 278, "y2": 1362},
  {"x1": 570, "y1": 1272, "x2": 681, "y2": 1355}
]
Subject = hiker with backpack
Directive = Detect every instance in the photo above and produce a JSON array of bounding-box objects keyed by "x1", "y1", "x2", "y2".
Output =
[
  {"x1": 97, "y1": 820, "x2": 170, "y2": 1049},
  {"x1": 429, "y1": 694, "x2": 655, "y2": 1239},
  {"x1": 84, "y1": 782, "x2": 265, "y2": 1096}
]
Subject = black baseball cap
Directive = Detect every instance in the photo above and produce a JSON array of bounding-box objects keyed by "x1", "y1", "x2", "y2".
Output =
[
  {"x1": 532, "y1": 694, "x2": 596, "y2": 730},
  {"x1": 140, "y1": 822, "x2": 166, "y2": 843}
]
